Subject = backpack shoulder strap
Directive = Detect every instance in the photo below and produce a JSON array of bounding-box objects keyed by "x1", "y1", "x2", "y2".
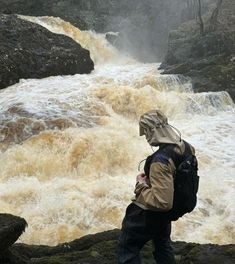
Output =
[
  {"x1": 162, "y1": 144, "x2": 181, "y2": 168},
  {"x1": 143, "y1": 147, "x2": 170, "y2": 177},
  {"x1": 144, "y1": 141, "x2": 193, "y2": 176},
  {"x1": 183, "y1": 140, "x2": 193, "y2": 156},
  {"x1": 144, "y1": 150, "x2": 158, "y2": 177},
  {"x1": 162, "y1": 141, "x2": 192, "y2": 168}
]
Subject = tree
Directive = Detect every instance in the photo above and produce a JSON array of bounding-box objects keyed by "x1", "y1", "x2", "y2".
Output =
[
  {"x1": 196, "y1": 0, "x2": 204, "y2": 35},
  {"x1": 209, "y1": 0, "x2": 223, "y2": 31}
]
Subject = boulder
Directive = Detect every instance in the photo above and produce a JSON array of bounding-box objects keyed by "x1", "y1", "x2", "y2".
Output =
[
  {"x1": 0, "y1": 14, "x2": 94, "y2": 90},
  {"x1": 0, "y1": 214, "x2": 27, "y2": 252}
]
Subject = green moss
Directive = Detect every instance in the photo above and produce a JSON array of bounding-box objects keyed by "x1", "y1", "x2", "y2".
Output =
[
  {"x1": 224, "y1": 245, "x2": 235, "y2": 256},
  {"x1": 8, "y1": 230, "x2": 235, "y2": 264},
  {"x1": 90, "y1": 250, "x2": 100, "y2": 257}
]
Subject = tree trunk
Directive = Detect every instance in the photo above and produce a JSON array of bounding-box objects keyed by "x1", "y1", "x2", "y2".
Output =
[
  {"x1": 209, "y1": 0, "x2": 223, "y2": 31},
  {"x1": 197, "y1": 0, "x2": 204, "y2": 35}
]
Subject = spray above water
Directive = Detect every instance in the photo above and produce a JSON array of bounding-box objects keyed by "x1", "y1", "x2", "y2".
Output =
[{"x1": 0, "y1": 16, "x2": 235, "y2": 246}]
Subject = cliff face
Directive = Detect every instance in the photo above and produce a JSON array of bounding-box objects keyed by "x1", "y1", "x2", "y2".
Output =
[
  {"x1": 0, "y1": 0, "x2": 211, "y2": 62},
  {"x1": 0, "y1": 14, "x2": 94, "y2": 90},
  {"x1": 160, "y1": 0, "x2": 235, "y2": 100}
]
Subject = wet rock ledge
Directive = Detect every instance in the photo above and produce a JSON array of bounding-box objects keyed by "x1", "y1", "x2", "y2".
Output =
[
  {"x1": 0, "y1": 14, "x2": 94, "y2": 89},
  {"x1": 0, "y1": 214, "x2": 234, "y2": 264}
]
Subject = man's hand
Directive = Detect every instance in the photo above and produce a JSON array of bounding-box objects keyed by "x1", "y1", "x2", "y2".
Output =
[{"x1": 136, "y1": 172, "x2": 147, "y2": 184}]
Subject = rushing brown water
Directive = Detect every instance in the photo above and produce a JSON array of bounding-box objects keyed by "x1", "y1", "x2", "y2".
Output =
[{"x1": 0, "y1": 16, "x2": 234, "y2": 246}]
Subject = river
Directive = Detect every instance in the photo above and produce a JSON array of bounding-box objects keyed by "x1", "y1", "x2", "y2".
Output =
[{"x1": 0, "y1": 16, "x2": 234, "y2": 246}]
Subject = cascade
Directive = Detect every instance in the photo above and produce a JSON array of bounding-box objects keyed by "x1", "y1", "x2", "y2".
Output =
[{"x1": 0, "y1": 16, "x2": 234, "y2": 246}]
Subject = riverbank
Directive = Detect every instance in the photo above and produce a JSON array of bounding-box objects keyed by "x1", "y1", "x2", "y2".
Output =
[
  {"x1": 0, "y1": 214, "x2": 234, "y2": 264},
  {"x1": 160, "y1": 0, "x2": 235, "y2": 101}
]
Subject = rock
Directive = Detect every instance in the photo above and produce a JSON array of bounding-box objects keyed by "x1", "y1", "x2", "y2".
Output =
[
  {"x1": 161, "y1": 33, "x2": 235, "y2": 100},
  {"x1": 1, "y1": 229, "x2": 233, "y2": 264},
  {"x1": 0, "y1": 14, "x2": 94, "y2": 90},
  {"x1": 0, "y1": 214, "x2": 27, "y2": 253},
  {"x1": 160, "y1": 1, "x2": 235, "y2": 101},
  {"x1": 177, "y1": 243, "x2": 235, "y2": 264},
  {"x1": 105, "y1": 32, "x2": 119, "y2": 46}
]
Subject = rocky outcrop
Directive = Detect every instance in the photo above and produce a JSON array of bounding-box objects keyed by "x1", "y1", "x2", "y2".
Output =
[
  {"x1": 0, "y1": 214, "x2": 27, "y2": 251},
  {"x1": 0, "y1": 14, "x2": 94, "y2": 90},
  {"x1": 0, "y1": 0, "x2": 213, "y2": 61},
  {"x1": 0, "y1": 229, "x2": 233, "y2": 264},
  {"x1": 0, "y1": 214, "x2": 234, "y2": 264},
  {"x1": 160, "y1": 0, "x2": 235, "y2": 100}
]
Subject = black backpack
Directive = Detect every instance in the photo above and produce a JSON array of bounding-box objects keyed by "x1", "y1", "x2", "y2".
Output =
[{"x1": 144, "y1": 141, "x2": 199, "y2": 221}]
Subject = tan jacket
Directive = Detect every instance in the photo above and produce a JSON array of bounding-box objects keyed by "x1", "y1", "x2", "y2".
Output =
[{"x1": 132, "y1": 141, "x2": 195, "y2": 211}]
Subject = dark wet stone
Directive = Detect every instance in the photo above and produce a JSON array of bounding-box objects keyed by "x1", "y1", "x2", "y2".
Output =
[
  {"x1": 0, "y1": 14, "x2": 94, "y2": 90},
  {"x1": 0, "y1": 229, "x2": 233, "y2": 264},
  {"x1": 0, "y1": 214, "x2": 27, "y2": 252}
]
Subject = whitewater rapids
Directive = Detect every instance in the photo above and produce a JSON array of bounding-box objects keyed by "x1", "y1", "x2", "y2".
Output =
[{"x1": 0, "y1": 16, "x2": 234, "y2": 246}]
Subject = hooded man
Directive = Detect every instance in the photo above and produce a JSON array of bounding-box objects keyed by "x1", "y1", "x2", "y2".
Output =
[{"x1": 118, "y1": 110, "x2": 195, "y2": 264}]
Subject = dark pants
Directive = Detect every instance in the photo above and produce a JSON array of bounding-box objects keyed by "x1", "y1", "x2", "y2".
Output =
[{"x1": 118, "y1": 203, "x2": 176, "y2": 264}]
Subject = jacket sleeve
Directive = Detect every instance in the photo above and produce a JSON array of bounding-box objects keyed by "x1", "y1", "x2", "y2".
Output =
[{"x1": 134, "y1": 158, "x2": 175, "y2": 211}]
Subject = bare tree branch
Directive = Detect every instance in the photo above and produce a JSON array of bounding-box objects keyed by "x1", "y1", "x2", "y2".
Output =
[
  {"x1": 196, "y1": 0, "x2": 204, "y2": 35},
  {"x1": 209, "y1": 0, "x2": 223, "y2": 31}
]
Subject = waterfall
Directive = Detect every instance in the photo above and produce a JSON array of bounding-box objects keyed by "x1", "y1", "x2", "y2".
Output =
[{"x1": 0, "y1": 16, "x2": 234, "y2": 246}]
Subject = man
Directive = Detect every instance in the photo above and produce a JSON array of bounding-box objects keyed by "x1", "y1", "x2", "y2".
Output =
[{"x1": 118, "y1": 110, "x2": 195, "y2": 264}]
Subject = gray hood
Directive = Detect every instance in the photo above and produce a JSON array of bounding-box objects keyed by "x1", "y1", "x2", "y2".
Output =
[{"x1": 139, "y1": 110, "x2": 181, "y2": 146}]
